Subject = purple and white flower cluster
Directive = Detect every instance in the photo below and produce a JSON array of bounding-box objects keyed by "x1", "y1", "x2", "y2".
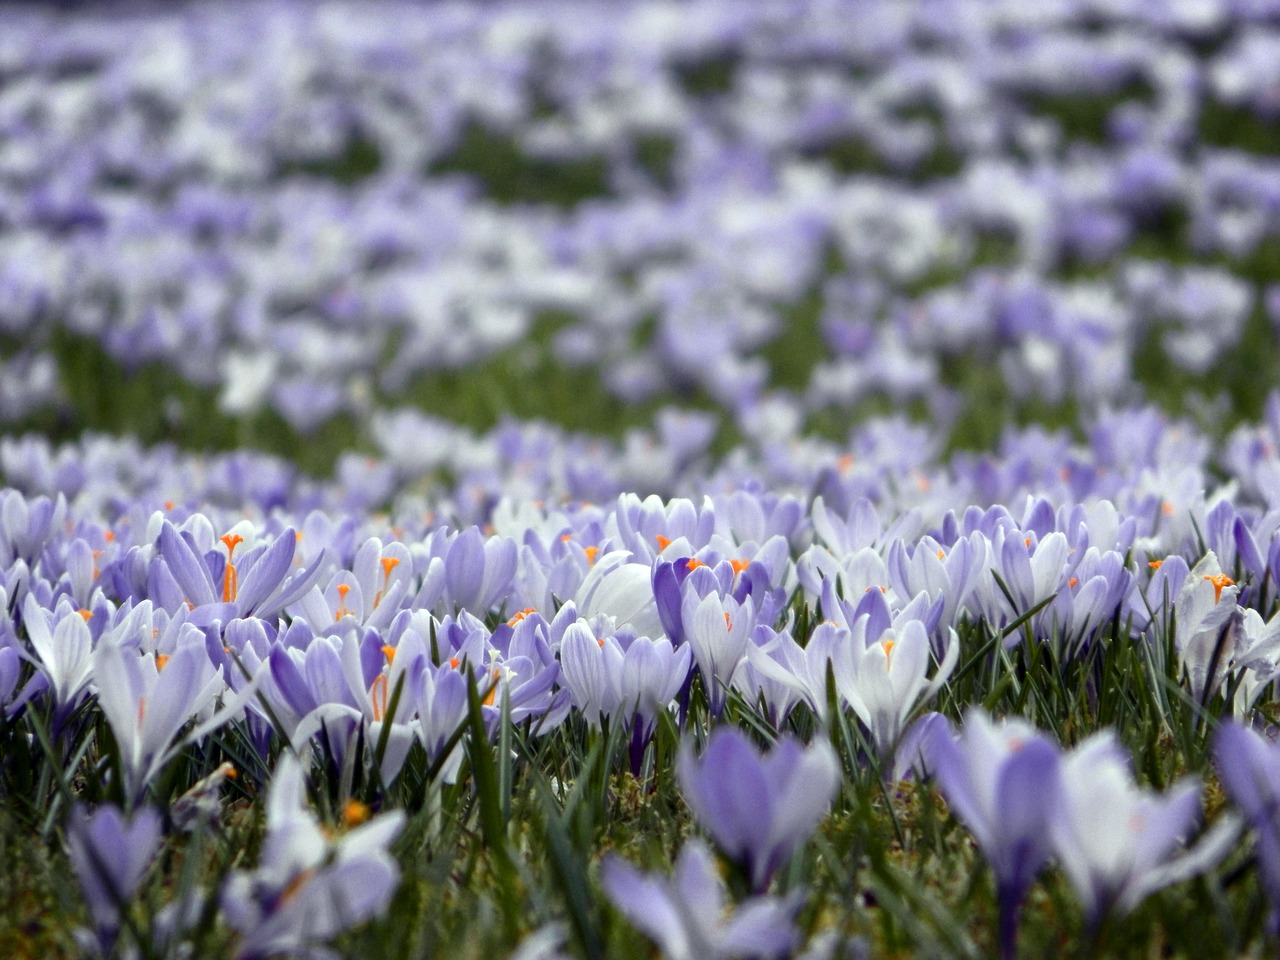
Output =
[{"x1": 1, "y1": 0, "x2": 1279, "y2": 439}]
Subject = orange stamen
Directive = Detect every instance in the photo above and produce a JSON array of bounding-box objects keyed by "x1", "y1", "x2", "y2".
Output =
[
  {"x1": 77, "y1": 609, "x2": 92, "y2": 621},
  {"x1": 730, "y1": 559, "x2": 750, "y2": 576},
  {"x1": 882, "y1": 640, "x2": 895, "y2": 666},
  {"x1": 655, "y1": 535, "x2": 672, "y2": 551},
  {"x1": 370, "y1": 674, "x2": 388, "y2": 722},
  {"x1": 686, "y1": 558, "x2": 706, "y2": 571},
  {"x1": 1149, "y1": 559, "x2": 1164, "y2": 570},
  {"x1": 1204, "y1": 573, "x2": 1235, "y2": 604},
  {"x1": 507, "y1": 607, "x2": 538, "y2": 627},
  {"x1": 220, "y1": 534, "x2": 243, "y2": 604},
  {"x1": 381, "y1": 644, "x2": 396, "y2": 664},
  {"x1": 342, "y1": 799, "x2": 371, "y2": 828},
  {"x1": 583, "y1": 545, "x2": 599, "y2": 565},
  {"x1": 155, "y1": 654, "x2": 170, "y2": 671},
  {"x1": 1068, "y1": 577, "x2": 1079, "y2": 589}
]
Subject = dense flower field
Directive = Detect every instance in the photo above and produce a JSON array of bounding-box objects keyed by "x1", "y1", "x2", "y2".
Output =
[{"x1": 7, "y1": 1, "x2": 1280, "y2": 957}]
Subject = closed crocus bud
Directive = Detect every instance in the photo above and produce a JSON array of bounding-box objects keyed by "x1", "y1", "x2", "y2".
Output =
[{"x1": 678, "y1": 727, "x2": 840, "y2": 892}]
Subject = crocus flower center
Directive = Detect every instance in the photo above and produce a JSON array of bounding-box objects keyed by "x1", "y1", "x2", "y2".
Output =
[
  {"x1": 381, "y1": 644, "x2": 396, "y2": 664},
  {"x1": 156, "y1": 653, "x2": 170, "y2": 671},
  {"x1": 656, "y1": 535, "x2": 672, "y2": 551},
  {"x1": 373, "y1": 556, "x2": 400, "y2": 608},
  {"x1": 343, "y1": 799, "x2": 371, "y2": 827},
  {"x1": 335, "y1": 583, "x2": 353, "y2": 621},
  {"x1": 881, "y1": 639, "x2": 895, "y2": 666},
  {"x1": 730, "y1": 559, "x2": 750, "y2": 576},
  {"x1": 1203, "y1": 573, "x2": 1234, "y2": 603},
  {"x1": 508, "y1": 608, "x2": 537, "y2": 626},
  {"x1": 583, "y1": 545, "x2": 599, "y2": 565},
  {"x1": 686, "y1": 558, "x2": 705, "y2": 571}
]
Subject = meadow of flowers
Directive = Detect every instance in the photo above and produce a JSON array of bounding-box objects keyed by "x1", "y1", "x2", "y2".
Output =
[{"x1": 8, "y1": 0, "x2": 1280, "y2": 957}]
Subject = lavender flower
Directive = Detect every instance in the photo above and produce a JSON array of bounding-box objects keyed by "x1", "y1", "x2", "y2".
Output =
[
  {"x1": 927, "y1": 709, "x2": 1061, "y2": 960},
  {"x1": 221, "y1": 754, "x2": 404, "y2": 960},
  {"x1": 678, "y1": 726, "x2": 840, "y2": 891},
  {"x1": 1050, "y1": 732, "x2": 1239, "y2": 931},
  {"x1": 66, "y1": 803, "x2": 162, "y2": 954},
  {"x1": 601, "y1": 839, "x2": 800, "y2": 960}
]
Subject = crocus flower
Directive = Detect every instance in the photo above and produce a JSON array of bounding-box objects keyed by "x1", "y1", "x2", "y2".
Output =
[
  {"x1": 927, "y1": 709, "x2": 1062, "y2": 960},
  {"x1": 601, "y1": 839, "x2": 800, "y2": 960},
  {"x1": 66, "y1": 803, "x2": 163, "y2": 952},
  {"x1": 92, "y1": 635, "x2": 224, "y2": 803},
  {"x1": 1050, "y1": 731, "x2": 1239, "y2": 931},
  {"x1": 220, "y1": 754, "x2": 404, "y2": 960},
  {"x1": 1214, "y1": 721, "x2": 1280, "y2": 932},
  {"x1": 826, "y1": 617, "x2": 958, "y2": 760},
  {"x1": 678, "y1": 726, "x2": 840, "y2": 891}
]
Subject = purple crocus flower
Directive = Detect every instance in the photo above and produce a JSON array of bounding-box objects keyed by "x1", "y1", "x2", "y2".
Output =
[
  {"x1": 220, "y1": 754, "x2": 404, "y2": 960},
  {"x1": 92, "y1": 635, "x2": 224, "y2": 802},
  {"x1": 926, "y1": 709, "x2": 1062, "y2": 960},
  {"x1": 601, "y1": 839, "x2": 800, "y2": 960},
  {"x1": 1214, "y1": 721, "x2": 1280, "y2": 933},
  {"x1": 678, "y1": 727, "x2": 840, "y2": 891},
  {"x1": 1050, "y1": 731, "x2": 1239, "y2": 932},
  {"x1": 67, "y1": 803, "x2": 163, "y2": 952}
]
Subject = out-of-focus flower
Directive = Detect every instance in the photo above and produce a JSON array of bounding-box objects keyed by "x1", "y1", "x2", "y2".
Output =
[
  {"x1": 601, "y1": 839, "x2": 800, "y2": 960},
  {"x1": 1050, "y1": 731, "x2": 1238, "y2": 930},
  {"x1": 1215, "y1": 721, "x2": 1280, "y2": 933},
  {"x1": 221, "y1": 754, "x2": 404, "y2": 960},
  {"x1": 66, "y1": 803, "x2": 163, "y2": 954},
  {"x1": 927, "y1": 709, "x2": 1061, "y2": 960},
  {"x1": 678, "y1": 726, "x2": 839, "y2": 891}
]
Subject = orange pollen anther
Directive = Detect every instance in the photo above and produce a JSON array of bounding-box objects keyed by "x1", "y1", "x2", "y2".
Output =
[
  {"x1": 723, "y1": 612, "x2": 732, "y2": 631},
  {"x1": 507, "y1": 607, "x2": 538, "y2": 627},
  {"x1": 155, "y1": 654, "x2": 170, "y2": 671},
  {"x1": 1204, "y1": 574, "x2": 1235, "y2": 604},
  {"x1": 837, "y1": 453, "x2": 854, "y2": 474},
  {"x1": 730, "y1": 559, "x2": 750, "y2": 576},
  {"x1": 1068, "y1": 577, "x2": 1079, "y2": 589},
  {"x1": 164, "y1": 501, "x2": 174, "y2": 511},
  {"x1": 103, "y1": 530, "x2": 115, "y2": 542},
  {"x1": 583, "y1": 545, "x2": 599, "y2": 565},
  {"x1": 483, "y1": 669, "x2": 500, "y2": 707},
  {"x1": 220, "y1": 534, "x2": 244, "y2": 557},
  {"x1": 343, "y1": 799, "x2": 371, "y2": 828},
  {"x1": 560, "y1": 534, "x2": 573, "y2": 542},
  {"x1": 1149, "y1": 559, "x2": 1164, "y2": 570},
  {"x1": 937, "y1": 549, "x2": 945, "y2": 560},
  {"x1": 1024, "y1": 537, "x2": 1033, "y2": 548},
  {"x1": 655, "y1": 535, "x2": 673, "y2": 551},
  {"x1": 77, "y1": 609, "x2": 92, "y2": 621},
  {"x1": 370, "y1": 675, "x2": 389, "y2": 722},
  {"x1": 448, "y1": 657, "x2": 461, "y2": 669},
  {"x1": 686, "y1": 558, "x2": 707, "y2": 571},
  {"x1": 882, "y1": 640, "x2": 895, "y2": 665},
  {"x1": 380, "y1": 557, "x2": 400, "y2": 579},
  {"x1": 382, "y1": 645, "x2": 397, "y2": 664}
]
